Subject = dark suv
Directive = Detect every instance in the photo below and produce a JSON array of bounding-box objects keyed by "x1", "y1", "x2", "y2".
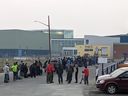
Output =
[{"x1": 96, "y1": 67, "x2": 128, "y2": 94}]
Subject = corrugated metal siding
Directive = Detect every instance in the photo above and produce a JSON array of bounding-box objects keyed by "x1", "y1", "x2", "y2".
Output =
[{"x1": 0, "y1": 29, "x2": 68, "y2": 49}]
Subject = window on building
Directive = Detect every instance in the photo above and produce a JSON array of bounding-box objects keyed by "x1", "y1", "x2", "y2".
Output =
[
  {"x1": 84, "y1": 49, "x2": 93, "y2": 51},
  {"x1": 86, "y1": 39, "x2": 89, "y2": 44},
  {"x1": 101, "y1": 47, "x2": 108, "y2": 57}
]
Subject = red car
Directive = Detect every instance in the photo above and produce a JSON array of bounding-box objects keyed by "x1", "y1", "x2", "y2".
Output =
[{"x1": 96, "y1": 67, "x2": 128, "y2": 94}]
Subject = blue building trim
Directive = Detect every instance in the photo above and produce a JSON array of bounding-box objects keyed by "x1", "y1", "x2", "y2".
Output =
[
  {"x1": 120, "y1": 36, "x2": 128, "y2": 43},
  {"x1": 0, "y1": 49, "x2": 49, "y2": 57}
]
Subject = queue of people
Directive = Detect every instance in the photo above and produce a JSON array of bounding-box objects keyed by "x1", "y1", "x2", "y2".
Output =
[
  {"x1": 2, "y1": 56, "x2": 99, "y2": 85},
  {"x1": 44, "y1": 57, "x2": 91, "y2": 85},
  {"x1": 3, "y1": 60, "x2": 43, "y2": 83}
]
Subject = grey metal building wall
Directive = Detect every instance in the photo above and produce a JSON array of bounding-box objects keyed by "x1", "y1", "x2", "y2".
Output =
[
  {"x1": 0, "y1": 29, "x2": 73, "y2": 57},
  {"x1": 0, "y1": 30, "x2": 48, "y2": 49}
]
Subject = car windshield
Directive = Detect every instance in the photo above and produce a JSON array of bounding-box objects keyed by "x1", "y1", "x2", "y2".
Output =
[{"x1": 110, "y1": 69, "x2": 125, "y2": 77}]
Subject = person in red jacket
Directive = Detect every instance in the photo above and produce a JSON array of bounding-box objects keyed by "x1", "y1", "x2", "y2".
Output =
[
  {"x1": 46, "y1": 60, "x2": 55, "y2": 84},
  {"x1": 82, "y1": 66, "x2": 89, "y2": 85}
]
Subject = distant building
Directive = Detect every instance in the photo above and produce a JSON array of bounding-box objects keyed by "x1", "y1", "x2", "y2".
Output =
[
  {"x1": 51, "y1": 38, "x2": 84, "y2": 57},
  {"x1": 107, "y1": 33, "x2": 128, "y2": 43},
  {"x1": 75, "y1": 44, "x2": 111, "y2": 58},
  {"x1": 0, "y1": 29, "x2": 73, "y2": 57},
  {"x1": 113, "y1": 43, "x2": 128, "y2": 59},
  {"x1": 107, "y1": 34, "x2": 128, "y2": 59},
  {"x1": 84, "y1": 35, "x2": 120, "y2": 58},
  {"x1": 51, "y1": 35, "x2": 120, "y2": 58}
]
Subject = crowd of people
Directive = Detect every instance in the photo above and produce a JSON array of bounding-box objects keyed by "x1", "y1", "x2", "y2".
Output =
[
  {"x1": 3, "y1": 60, "x2": 43, "y2": 83},
  {"x1": 2, "y1": 56, "x2": 99, "y2": 85}
]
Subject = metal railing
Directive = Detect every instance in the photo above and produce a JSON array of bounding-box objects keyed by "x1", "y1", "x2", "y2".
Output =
[{"x1": 103, "y1": 60, "x2": 125, "y2": 74}]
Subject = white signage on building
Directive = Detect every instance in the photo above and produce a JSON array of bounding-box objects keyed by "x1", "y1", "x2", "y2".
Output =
[{"x1": 98, "y1": 57, "x2": 108, "y2": 63}]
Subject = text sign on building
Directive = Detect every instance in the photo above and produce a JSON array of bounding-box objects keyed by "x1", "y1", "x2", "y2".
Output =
[{"x1": 98, "y1": 57, "x2": 108, "y2": 63}]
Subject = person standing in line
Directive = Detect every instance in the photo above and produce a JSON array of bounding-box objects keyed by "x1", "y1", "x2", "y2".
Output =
[
  {"x1": 56, "y1": 61, "x2": 63, "y2": 84},
  {"x1": 66, "y1": 58, "x2": 71, "y2": 81},
  {"x1": 3, "y1": 63, "x2": 10, "y2": 83},
  {"x1": 36, "y1": 61, "x2": 40, "y2": 76},
  {"x1": 62, "y1": 57, "x2": 66, "y2": 70},
  {"x1": 67, "y1": 64, "x2": 74, "y2": 84},
  {"x1": 66, "y1": 64, "x2": 70, "y2": 81},
  {"x1": 82, "y1": 66, "x2": 89, "y2": 85},
  {"x1": 51, "y1": 61, "x2": 55, "y2": 83},
  {"x1": 19, "y1": 61, "x2": 25, "y2": 78},
  {"x1": 29, "y1": 63, "x2": 36, "y2": 78},
  {"x1": 24, "y1": 63, "x2": 28, "y2": 78},
  {"x1": 74, "y1": 64, "x2": 79, "y2": 83},
  {"x1": 11, "y1": 62, "x2": 18, "y2": 81},
  {"x1": 46, "y1": 60, "x2": 55, "y2": 84},
  {"x1": 95, "y1": 65, "x2": 99, "y2": 81}
]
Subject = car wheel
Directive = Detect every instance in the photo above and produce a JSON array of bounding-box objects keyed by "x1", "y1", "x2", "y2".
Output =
[{"x1": 106, "y1": 84, "x2": 117, "y2": 94}]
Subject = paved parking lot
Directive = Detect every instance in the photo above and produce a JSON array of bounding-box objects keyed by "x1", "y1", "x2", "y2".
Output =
[{"x1": 0, "y1": 66, "x2": 127, "y2": 96}]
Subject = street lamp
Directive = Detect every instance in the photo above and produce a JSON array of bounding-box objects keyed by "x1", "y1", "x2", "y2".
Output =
[{"x1": 34, "y1": 16, "x2": 51, "y2": 60}]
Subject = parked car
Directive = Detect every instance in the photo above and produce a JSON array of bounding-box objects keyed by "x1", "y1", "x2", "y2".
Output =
[{"x1": 96, "y1": 67, "x2": 128, "y2": 94}]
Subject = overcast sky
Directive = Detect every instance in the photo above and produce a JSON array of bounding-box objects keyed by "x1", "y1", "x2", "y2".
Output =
[{"x1": 0, "y1": 0, "x2": 128, "y2": 37}]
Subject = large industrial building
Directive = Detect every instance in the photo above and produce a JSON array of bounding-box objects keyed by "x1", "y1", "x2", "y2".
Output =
[
  {"x1": 0, "y1": 29, "x2": 73, "y2": 57},
  {"x1": 1, "y1": 29, "x2": 128, "y2": 59}
]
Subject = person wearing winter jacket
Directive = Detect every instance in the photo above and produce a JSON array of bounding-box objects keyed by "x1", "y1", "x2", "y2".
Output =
[
  {"x1": 3, "y1": 63, "x2": 10, "y2": 83},
  {"x1": 56, "y1": 61, "x2": 63, "y2": 84},
  {"x1": 11, "y1": 62, "x2": 19, "y2": 81},
  {"x1": 46, "y1": 60, "x2": 55, "y2": 84},
  {"x1": 82, "y1": 66, "x2": 89, "y2": 85},
  {"x1": 67, "y1": 64, "x2": 74, "y2": 84}
]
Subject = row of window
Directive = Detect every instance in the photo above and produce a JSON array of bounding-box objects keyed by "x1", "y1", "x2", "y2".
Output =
[
  {"x1": 52, "y1": 40, "x2": 84, "y2": 46},
  {"x1": 0, "y1": 49, "x2": 49, "y2": 57},
  {"x1": 84, "y1": 49, "x2": 103, "y2": 51}
]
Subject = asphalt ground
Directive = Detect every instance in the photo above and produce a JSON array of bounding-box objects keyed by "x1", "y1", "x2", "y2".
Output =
[{"x1": 0, "y1": 66, "x2": 127, "y2": 96}]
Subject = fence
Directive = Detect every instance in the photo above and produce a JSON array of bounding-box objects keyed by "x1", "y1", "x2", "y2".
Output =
[{"x1": 103, "y1": 60, "x2": 125, "y2": 74}]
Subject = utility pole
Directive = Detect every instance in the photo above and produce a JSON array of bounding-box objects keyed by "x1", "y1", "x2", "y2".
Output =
[
  {"x1": 34, "y1": 15, "x2": 51, "y2": 60},
  {"x1": 48, "y1": 16, "x2": 51, "y2": 60}
]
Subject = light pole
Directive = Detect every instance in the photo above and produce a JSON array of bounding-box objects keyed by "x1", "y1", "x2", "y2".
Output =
[{"x1": 34, "y1": 16, "x2": 51, "y2": 60}]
